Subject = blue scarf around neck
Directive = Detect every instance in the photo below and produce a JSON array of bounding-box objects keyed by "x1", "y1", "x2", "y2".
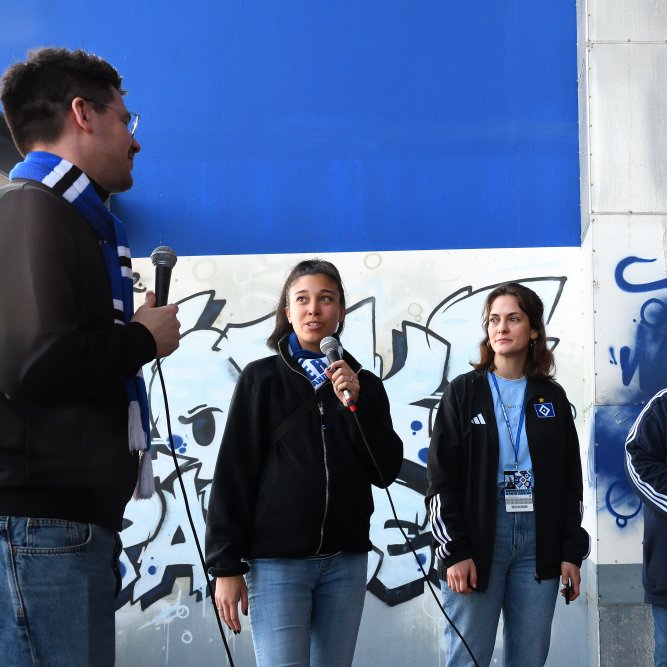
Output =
[{"x1": 288, "y1": 332, "x2": 330, "y2": 389}]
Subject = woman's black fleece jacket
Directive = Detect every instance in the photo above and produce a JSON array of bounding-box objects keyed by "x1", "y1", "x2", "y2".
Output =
[{"x1": 205, "y1": 336, "x2": 404, "y2": 577}]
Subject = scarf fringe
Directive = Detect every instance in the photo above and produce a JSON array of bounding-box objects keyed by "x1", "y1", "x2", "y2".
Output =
[
  {"x1": 128, "y1": 401, "x2": 146, "y2": 452},
  {"x1": 129, "y1": 400, "x2": 155, "y2": 499},
  {"x1": 133, "y1": 451, "x2": 156, "y2": 500}
]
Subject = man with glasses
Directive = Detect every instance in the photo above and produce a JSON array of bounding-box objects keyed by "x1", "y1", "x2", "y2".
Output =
[{"x1": 0, "y1": 47, "x2": 180, "y2": 666}]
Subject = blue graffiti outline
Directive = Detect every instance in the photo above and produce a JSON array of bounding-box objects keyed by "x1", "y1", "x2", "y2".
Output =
[
  {"x1": 615, "y1": 256, "x2": 667, "y2": 293},
  {"x1": 605, "y1": 479, "x2": 642, "y2": 528}
]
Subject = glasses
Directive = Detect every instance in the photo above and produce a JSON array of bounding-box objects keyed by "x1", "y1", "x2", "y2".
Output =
[{"x1": 82, "y1": 98, "x2": 140, "y2": 136}]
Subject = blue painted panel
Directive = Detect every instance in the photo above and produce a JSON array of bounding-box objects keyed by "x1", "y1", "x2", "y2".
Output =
[
  {"x1": 595, "y1": 404, "x2": 643, "y2": 531},
  {"x1": 0, "y1": 1, "x2": 579, "y2": 256}
]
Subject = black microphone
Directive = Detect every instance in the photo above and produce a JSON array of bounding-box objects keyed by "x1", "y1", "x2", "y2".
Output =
[
  {"x1": 150, "y1": 246, "x2": 177, "y2": 307},
  {"x1": 320, "y1": 336, "x2": 356, "y2": 412}
]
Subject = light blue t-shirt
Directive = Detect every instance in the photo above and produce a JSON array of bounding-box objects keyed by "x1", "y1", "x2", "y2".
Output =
[{"x1": 488, "y1": 373, "x2": 533, "y2": 485}]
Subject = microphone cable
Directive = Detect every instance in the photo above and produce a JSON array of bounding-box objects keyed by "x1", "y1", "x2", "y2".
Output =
[
  {"x1": 155, "y1": 357, "x2": 236, "y2": 667},
  {"x1": 350, "y1": 408, "x2": 480, "y2": 667},
  {"x1": 321, "y1": 335, "x2": 477, "y2": 664}
]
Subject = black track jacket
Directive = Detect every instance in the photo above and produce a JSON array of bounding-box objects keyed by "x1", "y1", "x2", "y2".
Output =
[
  {"x1": 426, "y1": 369, "x2": 589, "y2": 591},
  {"x1": 205, "y1": 336, "x2": 403, "y2": 577},
  {"x1": 625, "y1": 388, "x2": 667, "y2": 607}
]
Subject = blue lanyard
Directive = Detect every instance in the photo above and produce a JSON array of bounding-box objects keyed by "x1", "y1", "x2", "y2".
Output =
[{"x1": 490, "y1": 372, "x2": 527, "y2": 471}]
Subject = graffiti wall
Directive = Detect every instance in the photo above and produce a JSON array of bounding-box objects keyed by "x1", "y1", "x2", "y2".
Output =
[
  {"x1": 592, "y1": 217, "x2": 667, "y2": 567},
  {"x1": 115, "y1": 247, "x2": 590, "y2": 666}
]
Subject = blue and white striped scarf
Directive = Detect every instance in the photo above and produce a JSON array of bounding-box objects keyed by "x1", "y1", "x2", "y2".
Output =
[
  {"x1": 10, "y1": 151, "x2": 154, "y2": 498},
  {"x1": 288, "y1": 332, "x2": 329, "y2": 389}
]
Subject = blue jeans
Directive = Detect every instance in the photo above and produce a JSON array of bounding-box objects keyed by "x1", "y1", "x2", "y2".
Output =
[
  {"x1": 441, "y1": 493, "x2": 559, "y2": 667},
  {"x1": 655, "y1": 604, "x2": 667, "y2": 667},
  {"x1": 245, "y1": 552, "x2": 368, "y2": 667},
  {"x1": 0, "y1": 516, "x2": 121, "y2": 667}
]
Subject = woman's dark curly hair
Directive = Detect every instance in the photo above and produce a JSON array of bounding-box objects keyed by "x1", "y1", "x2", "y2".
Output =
[{"x1": 472, "y1": 282, "x2": 554, "y2": 380}]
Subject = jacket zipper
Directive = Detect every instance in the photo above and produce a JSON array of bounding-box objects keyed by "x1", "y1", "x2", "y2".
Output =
[
  {"x1": 278, "y1": 343, "x2": 359, "y2": 554},
  {"x1": 316, "y1": 401, "x2": 330, "y2": 554}
]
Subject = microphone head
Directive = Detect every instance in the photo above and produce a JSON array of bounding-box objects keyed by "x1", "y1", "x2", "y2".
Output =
[
  {"x1": 320, "y1": 336, "x2": 343, "y2": 363},
  {"x1": 150, "y1": 245, "x2": 177, "y2": 269}
]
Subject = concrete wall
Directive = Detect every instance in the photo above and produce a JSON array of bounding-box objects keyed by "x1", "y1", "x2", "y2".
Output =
[{"x1": 579, "y1": 0, "x2": 667, "y2": 664}]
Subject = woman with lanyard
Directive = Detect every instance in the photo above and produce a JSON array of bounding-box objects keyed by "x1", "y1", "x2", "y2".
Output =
[
  {"x1": 426, "y1": 282, "x2": 589, "y2": 666},
  {"x1": 205, "y1": 258, "x2": 403, "y2": 667}
]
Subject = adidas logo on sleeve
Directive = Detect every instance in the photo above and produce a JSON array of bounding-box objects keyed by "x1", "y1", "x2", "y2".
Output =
[{"x1": 471, "y1": 413, "x2": 486, "y2": 425}]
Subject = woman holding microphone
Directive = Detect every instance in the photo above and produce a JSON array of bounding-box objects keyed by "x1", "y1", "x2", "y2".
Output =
[{"x1": 206, "y1": 258, "x2": 403, "y2": 667}]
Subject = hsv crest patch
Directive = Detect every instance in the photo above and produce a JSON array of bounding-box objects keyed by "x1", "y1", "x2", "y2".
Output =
[{"x1": 534, "y1": 401, "x2": 555, "y2": 418}]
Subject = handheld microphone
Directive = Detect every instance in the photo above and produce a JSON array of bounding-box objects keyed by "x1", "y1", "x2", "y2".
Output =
[
  {"x1": 320, "y1": 336, "x2": 356, "y2": 412},
  {"x1": 150, "y1": 246, "x2": 177, "y2": 307}
]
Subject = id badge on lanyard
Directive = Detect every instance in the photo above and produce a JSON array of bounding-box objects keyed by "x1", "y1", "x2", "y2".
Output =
[
  {"x1": 491, "y1": 373, "x2": 534, "y2": 513},
  {"x1": 503, "y1": 469, "x2": 534, "y2": 512}
]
